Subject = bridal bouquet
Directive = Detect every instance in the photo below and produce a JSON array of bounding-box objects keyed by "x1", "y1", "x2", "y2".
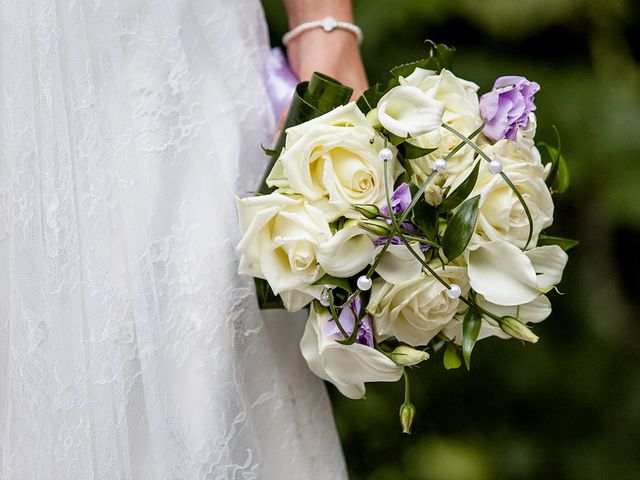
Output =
[{"x1": 237, "y1": 43, "x2": 575, "y2": 433}]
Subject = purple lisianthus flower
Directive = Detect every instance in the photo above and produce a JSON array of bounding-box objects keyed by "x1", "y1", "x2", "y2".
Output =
[
  {"x1": 374, "y1": 182, "x2": 430, "y2": 252},
  {"x1": 380, "y1": 182, "x2": 411, "y2": 216},
  {"x1": 479, "y1": 76, "x2": 540, "y2": 142},
  {"x1": 322, "y1": 296, "x2": 374, "y2": 347}
]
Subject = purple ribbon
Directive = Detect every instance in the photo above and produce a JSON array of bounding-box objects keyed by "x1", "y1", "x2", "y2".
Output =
[{"x1": 264, "y1": 47, "x2": 299, "y2": 121}]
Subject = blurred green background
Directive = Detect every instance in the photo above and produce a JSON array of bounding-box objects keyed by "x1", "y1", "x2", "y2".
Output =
[{"x1": 263, "y1": 1, "x2": 640, "y2": 478}]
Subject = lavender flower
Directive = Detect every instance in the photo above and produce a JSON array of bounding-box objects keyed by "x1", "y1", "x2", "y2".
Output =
[
  {"x1": 374, "y1": 182, "x2": 430, "y2": 252},
  {"x1": 380, "y1": 182, "x2": 411, "y2": 216},
  {"x1": 479, "y1": 76, "x2": 540, "y2": 142},
  {"x1": 322, "y1": 296, "x2": 374, "y2": 347}
]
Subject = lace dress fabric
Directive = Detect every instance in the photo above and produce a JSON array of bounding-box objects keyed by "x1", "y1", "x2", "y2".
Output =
[{"x1": 0, "y1": 1, "x2": 347, "y2": 478}]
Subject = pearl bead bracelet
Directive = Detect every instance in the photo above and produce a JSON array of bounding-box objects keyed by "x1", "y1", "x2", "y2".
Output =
[{"x1": 282, "y1": 16, "x2": 363, "y2": 46}]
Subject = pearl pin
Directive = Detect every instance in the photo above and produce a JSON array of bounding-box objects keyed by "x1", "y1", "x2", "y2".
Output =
[
  {"x1": 320, "y1": 289, "x2": 331, "y2": 307},
  {"x1": 433, "y1": 158, "x2": 448, "y2": 172},
  {"x1": 446, "y1": 284, "x2": 462, "y2": 299},
  {"x1": 357, "y1": 275, "x2": 373, "y2": 291},
  {"x1": 488, "y1": 160, "x2": 503, "y2": 174},
  {"x1": 378, "y1": 148, "x2": 393, "y2": 161}
]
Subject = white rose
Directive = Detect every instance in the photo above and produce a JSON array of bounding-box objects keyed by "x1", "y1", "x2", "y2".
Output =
[
  {"x1": 267, "y1": 103, "x2": 401, "y2": 218},
  {"x1": 300, "y1": 306, "x2": 404, "y2": 399},
  {"x1": 442, "y1": 294, "x2": 552, "y2": 343},
  {"x1": 459, "y1": 139, "x2": 553, "y2": 249},
  {"x1": 376, "y1": 85, "x2": 444, "y2": 138},
  {"x1": 399, "y1": 69, "x2": 483, "y2": 182},
  {"x1": 466, "y1": 239, "x2": 568, "y2": 306},
  {"x1": 368, "y1": 265, "x2": 468, "y2": 346},
  {"x1": 237, "y1": 193, "x2": 374, "y2": 310}
]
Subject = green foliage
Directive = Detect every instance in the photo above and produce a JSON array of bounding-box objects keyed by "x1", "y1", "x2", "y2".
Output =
[
  {"x1": 440, "y1": 161, "x2": 481, "y2": 212},
  {"x1": 443, "y1": 343, "x2": 462, "y2": 370},
  {"x1": 537, "y1": 234, "x2": 580, "y2": 251},
  {"x1": 398, "y1": 142, "x2": 438, "y2": 160},
  {"x1": 442, "y1": 195, "x2": 481, "y2": 260},
  {"x1": 313, "y1": 273, "x2": 353, "y2": 294},
  {"x1": 539, "y1": 141, "x2": 570, "y2": 194},
  {"x1": 462, "y1": 308, "x2": 482, "y2": 370},
  {"x1": 411, "y1": 196, "x2": 439, "y2": 241}
]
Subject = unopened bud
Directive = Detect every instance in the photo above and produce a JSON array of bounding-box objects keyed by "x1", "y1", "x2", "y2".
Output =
[
  {"x1": 500, "y1": 316, "x2": 539, "y2": 343},
  {"x1": 424, "y1": 184, "x2": 443, "y2": 207},
  {"x1": 358, "y1": 219, "x2": 390, "y2": 237},
  {"x1": 388, "y1": 345, "x2": 430, "y2": 366},
  {"x1": 399, "y1": 402, "x2": 416, "y2": 434},
  {"x1": 365, "y1": 108, "x2": 381, "y2": 128},
  {"x1": 353, "y1": 203, "x2": 381, "y2": 219}
]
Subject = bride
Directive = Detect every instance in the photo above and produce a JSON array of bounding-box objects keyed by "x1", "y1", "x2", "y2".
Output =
[{"x1": 0, "y1": 0, "x2": 367, "y2": 478}]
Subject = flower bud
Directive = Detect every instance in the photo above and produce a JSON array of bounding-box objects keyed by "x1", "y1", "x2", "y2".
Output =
[
  {"x1": 399, "y1": 402, "x2": 416, "y2": 434},
  {"x1": 500, "y1": 316, "x2": 539, "y2": 343},
  {"x1": 387, "y1": 345, "x2": 430, "y2": 366},
  {"x1": 424, "y1": 184, "x2": 443, "y2": 207},
  {"x1": 358, "y1": 219, "x2": 391, "y2": 237},
  {"x1": 353, "y1": 203, "x2": 382, "y2": 219},
  {"x1": 365, "y1": 108, "x2": 381, "y2": 128}
]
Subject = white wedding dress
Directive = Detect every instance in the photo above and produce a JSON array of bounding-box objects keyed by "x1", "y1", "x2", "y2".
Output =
[{"x1": 0, "y1": 1, "x2": 347, "y2": 478}]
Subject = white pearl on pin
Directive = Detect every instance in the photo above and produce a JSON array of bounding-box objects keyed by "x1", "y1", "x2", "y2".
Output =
[
  {"x1": 433, "y1": 158, "x2": 448, "y2": 172},
  {"x1": 488, "y1": 160, "x2": 503, "y2": 174},
  {"x1": 320, "y1": 289, "x2": 331, "y2": 307},
  {"x1": 378, "y1": 148, "x2": 393, "y2": 161},
  {"x1": 446, "y1": 283, "x2": 462, "y2": 299},
  {"x1": 357, "y1": 275, "x2": 373, "y2": 291}
]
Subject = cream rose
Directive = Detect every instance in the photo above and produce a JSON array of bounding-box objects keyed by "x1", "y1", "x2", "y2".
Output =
[
  {"x1": 376, "y1": 85, "x2": 444, "y2": 138},
  {"x1": 457, "y1": 139, "x2": 553, "y2": 249},
  {"x1": 267, "y1": 103, "x2": 400, "y2": 218},
  {"x1": 368, "y1": 265, "x2": 468, "y2": 346},
  {"x1": 236, "y1": 193, "x2": 374, "y2": 310},
  {"x1": 300, "y1": 305, "x2": 404, "y2": 399},
  {"x1": 398, "y1": 69, "x2": 483, "y2": 183}
]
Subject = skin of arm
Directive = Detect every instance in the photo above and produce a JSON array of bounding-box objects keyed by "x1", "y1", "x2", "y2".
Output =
[{"x1": 282, "y1": 0, "x2": 368, "y2": 98}]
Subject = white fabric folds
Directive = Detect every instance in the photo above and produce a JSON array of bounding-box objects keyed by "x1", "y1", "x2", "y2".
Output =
[{"x1": 0, "y1": 1, "x2": 346, "y2": 478}]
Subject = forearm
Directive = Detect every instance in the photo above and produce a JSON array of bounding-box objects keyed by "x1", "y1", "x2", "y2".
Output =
[
  {"x1": 282, "y1": 0, "x2": 367, "y2": 97},
  {"x1": 283, "y1": 0, "x2": 355, "y2": 27}
]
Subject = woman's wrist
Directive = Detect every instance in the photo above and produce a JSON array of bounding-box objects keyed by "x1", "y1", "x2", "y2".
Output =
[
  {"x1": 282, "y1": 0, "x2": 368, "y2": 98},
  {"x1": 286, "y1": 28, "x2": 368, "y2": 98}
]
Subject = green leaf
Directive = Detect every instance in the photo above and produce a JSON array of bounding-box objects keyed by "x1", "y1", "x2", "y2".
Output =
[
  {"x1": 356, "y1": 83, "x2": 385, "y2": 114},
  {"x1": 539, "y1": 142, "x2": 570, "y2": 194},
  {"x1": 443, "y1": 343, "x2": 462, "y2": 370},
  {"x1": 390, "y1": 58, "x2": 434, "y2": 80},
  {"x1": 537, "y1": 235, "x2": 579, "y2": 251},
  {"x1": 462, "y1": 308, "x2": 482, "y2": 370},
  {"x1": 442, "y1": 195, "x2": 480, "y2": 260},
  {"x1": 313, "y1": 273, "x2": 353, "y2": 294},
  {"x1": 387, "y1": 132, "x2": 407, "y2": 146},
  {"x1": 411, "y1": 195, "x2": 439, "y2": 241},
  {"x1": 398, "y1": 142, "x2": 438, "y2": 160},
  {"x1": 255, "y1": 278, "x2": 284, "y2": 310},
  {"x1": 439, "y1": 161, "x2": 481, "y2": 212},
  {"x1": 261, "y1": 145, "x2": 279, "y2": 159},
  {"x1": 390, "y1": 43, "x2": 456, "y2": 79}
]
